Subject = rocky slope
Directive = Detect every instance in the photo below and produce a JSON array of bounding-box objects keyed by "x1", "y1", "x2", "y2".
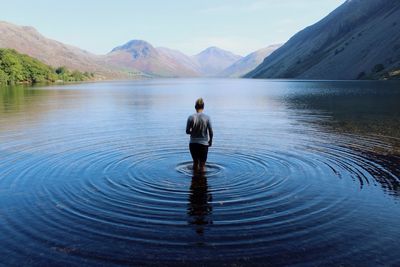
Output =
[
  {"x1": 220, "y1": 44, "x2": 281, "y2": 77},
  {"x1": 193, "y1": 47, "x2": 242, "y2": 76},
  {"x1": 106, "y1": 40, "x2": 199, "y2": 77},
  {"x1": 0, "y1": 21, "x2": 119, "y2": 78},
  {"x1": 247, "y1": 0, "x2": 400, "y2": 80}
]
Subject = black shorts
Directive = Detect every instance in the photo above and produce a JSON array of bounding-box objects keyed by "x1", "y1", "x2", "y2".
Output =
[{"x1": 189, "y1": 143, "x2": 209, "y2": 163}]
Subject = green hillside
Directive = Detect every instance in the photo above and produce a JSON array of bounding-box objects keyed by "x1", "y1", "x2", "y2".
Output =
[{"x1": 0, "y1": 48, "x2": 93, "y2": 85}]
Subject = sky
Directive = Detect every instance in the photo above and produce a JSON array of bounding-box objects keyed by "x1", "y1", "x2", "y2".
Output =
[{"x1": 0, "y1": 0, "x2": 346, "y2": 56}]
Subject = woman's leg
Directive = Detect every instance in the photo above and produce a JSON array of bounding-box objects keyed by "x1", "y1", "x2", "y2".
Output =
[
  {"x1": 190, "y1": 143, "x2": 200, "y2": 171},
  {"x1": 199, "y1": 144, "x2": 208, "y2": 173}
]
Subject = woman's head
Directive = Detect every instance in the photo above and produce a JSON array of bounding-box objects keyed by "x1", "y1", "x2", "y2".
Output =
[{"x1": 195, "y1": 98, "x2": 204, "y2": 110}]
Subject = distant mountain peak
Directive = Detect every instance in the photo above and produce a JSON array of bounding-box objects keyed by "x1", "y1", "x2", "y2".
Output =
[
  {"x1": 122, "y1": 39, "x2": 151, "y2": 47},
  {"x1": 193, "y1": 47, "x2": 242, "y2": 76},
  {"x1": 196, "y1": 46, "x2": 241, "y2": 57},
  {"x1": 111, "y1": 39, "x2": 153, "y2": 52},
  {"x1": 203, "y1": 46, "x2": 221, "y2": 52},
  {"x1": 110, "y1": 39, "x2": 157, "y2": 60}
]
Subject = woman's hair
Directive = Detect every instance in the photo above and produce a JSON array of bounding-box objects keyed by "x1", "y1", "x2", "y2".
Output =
[{"x1": 195, "y1": 98, "x2": 204, "y2": 110}]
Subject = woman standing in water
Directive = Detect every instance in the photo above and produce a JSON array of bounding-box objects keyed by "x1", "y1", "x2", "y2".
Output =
[{"x1": 186, "y1": 98, "x2": 213, "y2": 172}]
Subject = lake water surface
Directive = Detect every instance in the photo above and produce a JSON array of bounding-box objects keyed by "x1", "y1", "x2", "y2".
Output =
[{"x1": 0, "y1": 79, "x2": 399, "y2": 266}]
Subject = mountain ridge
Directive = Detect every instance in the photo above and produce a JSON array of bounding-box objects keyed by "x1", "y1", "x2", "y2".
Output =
[
  {"x1": 1, "y1": 21, "x2": 247, "y2": 78},
  {"x1": 156, "y1": 47, "x2": 201, "y2": 73}
]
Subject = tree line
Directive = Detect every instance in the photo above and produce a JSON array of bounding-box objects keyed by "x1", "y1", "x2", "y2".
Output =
[{"x1": 0, "y1": 48, "x2": 94, "y2": 85}]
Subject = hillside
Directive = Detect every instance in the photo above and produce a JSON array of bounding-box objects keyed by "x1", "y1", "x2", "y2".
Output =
[
  {"x1": 246, "y1": 0, "x2": 400, "y2": 80},
  {"x1": 220, "y1": 44, "x2": 281, "y2": 78},
  {"x1": 194, "y1": 47, "x2": 242, "y2": 76}
]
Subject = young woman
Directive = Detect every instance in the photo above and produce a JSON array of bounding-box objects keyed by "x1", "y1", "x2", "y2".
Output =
[{"x1": 186, "y1": 98, "x2": 213, "y2": 172}]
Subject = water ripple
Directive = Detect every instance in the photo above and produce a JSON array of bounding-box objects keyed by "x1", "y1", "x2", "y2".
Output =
[{"x1": 1, "y1": 129, "x2": 399, "y2": 265}]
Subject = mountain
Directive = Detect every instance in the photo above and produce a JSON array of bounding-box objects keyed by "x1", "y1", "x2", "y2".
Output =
[
  {"x1": 246, "y1": 0, "x2": 400, "y2": 80},
  {"x1": 106, "y1": 40, "x2": 199, "y2": 77},
  {"x1": 0, "y1": 21, "x2": 119, "y2": 78},
  {"x1": 220, "y1": 44, "x2": 281, "y2": 77},
  {"x1": 194, "y1": 47, "x2": 242, "y2": 76}
]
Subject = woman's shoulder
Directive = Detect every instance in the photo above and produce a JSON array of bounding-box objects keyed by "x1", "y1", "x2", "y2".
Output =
[{"x1": 201, "y1": 113, "x2": 211, "y2": 121}]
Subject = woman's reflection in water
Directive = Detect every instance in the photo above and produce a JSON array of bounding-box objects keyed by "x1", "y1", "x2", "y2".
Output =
[{"x1": 187, "y1": 171, "x2": 213, "y2": 235}]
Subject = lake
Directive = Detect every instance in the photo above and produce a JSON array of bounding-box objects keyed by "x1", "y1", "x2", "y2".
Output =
[{"x1": 0, "y1": 79, "x2": 399, "y2": 266}]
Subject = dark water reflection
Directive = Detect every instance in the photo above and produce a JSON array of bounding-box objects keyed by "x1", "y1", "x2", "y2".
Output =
[
  {"x1": 0, "y1": 79, "x2": 399, "y2": 266},
  {"x1": 286, "y1": 81, "x2": 400, "y2": 142},
  {"x1": 284, "y1": 81, "x2": 400, "y2": 198},
  {"x1": 188, "y1": 172, "x2": 213, "y2": 236}
]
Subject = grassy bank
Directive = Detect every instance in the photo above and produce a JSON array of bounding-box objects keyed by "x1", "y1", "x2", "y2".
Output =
[{"x1": 0, "y1": 48, "x2": 94, "y2": 85}]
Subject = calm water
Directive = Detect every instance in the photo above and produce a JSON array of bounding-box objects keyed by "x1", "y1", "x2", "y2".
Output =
[{"x1": 0, "y1": 79, "x2": 399, "y2": 266}]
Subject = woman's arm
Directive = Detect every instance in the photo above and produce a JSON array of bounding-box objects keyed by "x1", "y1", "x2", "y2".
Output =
[
  {"x1": 186, "y1": 116, "x2": 192, "y2": 135},
  {"x1": 208, "y1": 119, "x2": 213, "y2": 147}
]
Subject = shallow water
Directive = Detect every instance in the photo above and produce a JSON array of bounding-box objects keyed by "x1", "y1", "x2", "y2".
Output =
[{"x1": 0, "y1": 79, "x2": 399, "y2": 266}]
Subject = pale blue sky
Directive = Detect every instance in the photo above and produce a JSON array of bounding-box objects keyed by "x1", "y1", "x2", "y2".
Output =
[{"x1": 0, "y1": 0, "x2": 346, "y2": 56}]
